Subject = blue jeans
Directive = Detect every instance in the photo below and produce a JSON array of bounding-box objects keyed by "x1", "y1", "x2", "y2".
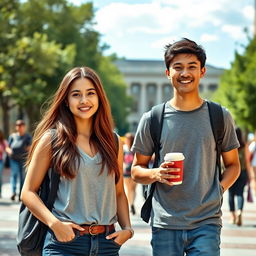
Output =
[
  {"x1": 9, "y1": 159, "x2": 24, "y2": 196},
  {"x1": 228, "y1": 170, "x2": 248, "y2": 211},
  {"x1": 0, "y1": 160, "x2": 3, "y2": 195},
  {"x1": 151, "y1": 224, "x2": 221, "y2": 256},
  {"x1": 43, "y1": 229, "x2": 121, "y2": 256}
]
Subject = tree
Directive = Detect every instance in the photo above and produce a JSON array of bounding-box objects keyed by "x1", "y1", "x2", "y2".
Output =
[
  {"x1": 213, "y1": 37, "x2": 256, "y2": 131},
  {"x1": 0, "y1": 0, "x2": 130, "y2": 134},
  {"x1": 98, "y1": 55, "x2": 131, "y2": 134}
]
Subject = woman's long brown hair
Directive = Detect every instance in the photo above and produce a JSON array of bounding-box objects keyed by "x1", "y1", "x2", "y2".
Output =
[{"x1": 26, "y1": 67, "x2": 120, "y2": 183}]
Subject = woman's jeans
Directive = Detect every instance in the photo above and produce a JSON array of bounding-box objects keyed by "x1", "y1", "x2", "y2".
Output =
[
  {"x1": 228, "y1": 170, "x2": 248, "y2": 211},
  {"x1": 43, "y1": 229, "x2": 121, "y2": 256},
  {"x1": 151, "y1": 224, "x2": 221, "y2": 256},
  {"x1": 0, "y1": 160, "x2": 3, "y2": 196},
  {"x1": 9, "y1": 159, "x2": 24, "y2": 197}
]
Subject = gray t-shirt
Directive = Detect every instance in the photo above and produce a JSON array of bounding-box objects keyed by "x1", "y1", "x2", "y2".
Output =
[
  {"x1": 132, "y1": 101, "x2": 239, "y2": 229},
  {"x1": 52, "y1": 149, "x2": 117, "y2": 225}
]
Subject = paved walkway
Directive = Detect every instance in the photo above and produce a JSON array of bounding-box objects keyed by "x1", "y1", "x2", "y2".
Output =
[{"x1": 0, "y1": 167, "x2": 256, "y2": 256}]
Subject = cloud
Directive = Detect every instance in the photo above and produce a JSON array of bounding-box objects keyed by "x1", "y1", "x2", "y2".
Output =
[
  {"x1": 221, "y1": 25, "x2": 245, "y2": 40},
  {"x1": 200, "y1": 34, "x2": 219, "y2": 43},
  {"x1": 91, "y1": 0, "x2": 253, "y2": 68}
]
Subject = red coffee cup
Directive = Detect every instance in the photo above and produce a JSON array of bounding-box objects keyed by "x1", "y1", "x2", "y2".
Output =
[{"x1": 164, "y1": 152, "x2": 185, "y2": 185}]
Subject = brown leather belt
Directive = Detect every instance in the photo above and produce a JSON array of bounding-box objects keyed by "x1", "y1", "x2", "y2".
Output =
[{"x1": 79, "y1": 224, "x2": 115, "y2": 236}]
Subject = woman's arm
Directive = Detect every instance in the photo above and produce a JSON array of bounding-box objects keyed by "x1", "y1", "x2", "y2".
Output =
[
  {"x1": 106, "y1": 136, "x2": 134, "y2": 244},
  {"x1": 20, "y1": 132, "x2": 83, "y2": 242}
]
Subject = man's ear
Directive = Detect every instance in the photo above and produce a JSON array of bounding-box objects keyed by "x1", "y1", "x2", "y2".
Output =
[
  {"x1": 200, "y1": 67, "x2": 206, "y2": 78},
  {"x1": 166, "y1": 69, "x2": 171, "y2": 80}
]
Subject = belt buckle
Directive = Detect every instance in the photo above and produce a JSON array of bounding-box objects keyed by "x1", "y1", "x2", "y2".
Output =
[{"x1": 89, "y1": 223, "x2": 97, "y2": 235}]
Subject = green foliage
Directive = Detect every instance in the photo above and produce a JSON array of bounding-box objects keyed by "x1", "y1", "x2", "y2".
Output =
[
  {"x1": 213, "y1": 37, "x2": 256, "y2": 131},
  {"x1": 98, "y1": 55, "x2": 131, "y2": 134},
  {"x1": 0, "y1": 0, "x2": 130, "y2": 134}
]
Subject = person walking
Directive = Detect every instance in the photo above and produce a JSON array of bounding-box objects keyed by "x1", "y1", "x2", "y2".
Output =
[
  {"x1": 123, "y1": 132, "x2": 137, "y2": 215},
  {"x1": 20, "y1": 67, "x2": 133, "y2": 256},
  {"x1": 0, "y1": 130, "x2": 8, "y2": 198},
  {"x1": 131, "y1": 38, "x2": 240, "y2": 256},
  {"x1": 248, "y1": 131, "x2": 256, "y2": 195},
  {"x1": 228, "y1": 127, "x2": 251, "y2": 226},
  {"x1": 6, "y1": 120, "x2": 31, "y2": 201}
]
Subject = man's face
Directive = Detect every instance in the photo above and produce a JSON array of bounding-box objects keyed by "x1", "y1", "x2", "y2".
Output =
[
  {"x1": 15, "y1": 123, "x2": 25, "y2": 133},
  {"x1": 166, "y1": 53, "x2": 206, "y2": 95}
]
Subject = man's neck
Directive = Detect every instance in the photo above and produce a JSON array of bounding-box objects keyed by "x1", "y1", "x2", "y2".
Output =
[{"x1": 169, "y1": 95, "x2": 204, "y2": 111}]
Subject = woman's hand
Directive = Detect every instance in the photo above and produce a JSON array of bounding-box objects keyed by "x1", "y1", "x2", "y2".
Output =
[
  {"x1": 106, "y1": 229, "x2": 133, "y2": 246},
  {"x1": 50, "y1": 220, "x2": 84, "y2": 242}
]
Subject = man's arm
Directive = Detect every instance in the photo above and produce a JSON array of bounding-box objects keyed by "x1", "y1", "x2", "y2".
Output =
[
  {"x1": 220, "y1": 148, "x2": 240, "y2": 192},
  {"x1": 131, "y1": 152, "x2": 178, "y2": 185}
]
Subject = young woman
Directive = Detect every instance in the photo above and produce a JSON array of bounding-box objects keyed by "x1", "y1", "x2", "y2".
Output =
[
  {"x1": 0, "y1": 130, "x2": 8, "y2": 198},
  {"x1": 21, "y1": 67, "x2": 133, "y2": 256},
  {"x1": 228, "y1": 127, "x2": 251, "y2": 226},
  {"x1": 123, "y1": 132, "x2": 137, "y2": 215}
]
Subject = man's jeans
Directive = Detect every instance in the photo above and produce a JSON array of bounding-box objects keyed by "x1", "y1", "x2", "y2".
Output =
[
  {"x1": 151, "y1": 224, "x2": 221, "y2": 256},
  {"x1": 9, "y1": 159, "x2": 24, "y2": 196},
  {"x1": 43, "y1": 229, "x2": 121, "y2": 256}
]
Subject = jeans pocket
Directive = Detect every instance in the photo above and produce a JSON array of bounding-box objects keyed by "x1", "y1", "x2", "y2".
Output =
[
  {"x1": 50, "y1": 230, "x2": 79, "y2": 244},
  {"x1": 110, "y1": 239, "x2": 122, "y2": 247},
  {"x1": 151, "y1": 227, "x2": 161, "y2": 234}
]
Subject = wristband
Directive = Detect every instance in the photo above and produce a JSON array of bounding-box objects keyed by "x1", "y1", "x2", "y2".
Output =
[{"x1": 123, "y1": 227, "x2": 134, "y2": 238}]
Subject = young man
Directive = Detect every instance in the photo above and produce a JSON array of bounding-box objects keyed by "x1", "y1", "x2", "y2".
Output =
[
  {"x1": 131, "y1": 38, "x2": 240, "y2": 256},
  {"x1": 6, "y1": 120, "x2": 32, "y2": 201}
]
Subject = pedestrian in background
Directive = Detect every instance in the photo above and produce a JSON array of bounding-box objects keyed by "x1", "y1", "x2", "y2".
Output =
[
  {"x1": 123, "y1": 132, "x2": 137, "y2": 215},
  {"x1": 20, "y1": 66, "x2": 133, "y2": 256},
  {"x1": 0, "y1": 130, "x2": 8, "y2": 198},
  {"x1": 6, "y1": 120, "x2": 31, "y2": 201},
  {"x1": 228, "y1": 127, "x2": 251, "y2": 226},
  {"x1": 248, "y1": 130, "x2": 256, "y2": 195},
  {"x1": 131, "y1": 38, "x2": 240, "y2": 256}
]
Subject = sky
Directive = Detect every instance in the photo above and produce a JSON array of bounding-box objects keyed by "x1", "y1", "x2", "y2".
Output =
[{"x1": 72, "y1": 0, "x2": 255, "y2": 69}]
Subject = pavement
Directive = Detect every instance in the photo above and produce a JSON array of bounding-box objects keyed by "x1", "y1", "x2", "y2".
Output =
[{"x1": 0, "y1": 167, "x2": 256, "y2": 256}]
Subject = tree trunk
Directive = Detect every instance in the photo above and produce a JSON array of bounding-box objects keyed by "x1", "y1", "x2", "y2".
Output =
[{"x1": 0, "y1": 94, "x2": 10, "y2": 138}]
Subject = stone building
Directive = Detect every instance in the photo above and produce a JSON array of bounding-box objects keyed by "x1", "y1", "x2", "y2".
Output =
[{"x1": 115, "y1": 59, "x2": 224, "y2": 133}]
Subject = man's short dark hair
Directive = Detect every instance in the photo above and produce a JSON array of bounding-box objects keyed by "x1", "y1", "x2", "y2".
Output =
[{"x1": 164, "y1": 38, "x2": 206, "y2": 69}]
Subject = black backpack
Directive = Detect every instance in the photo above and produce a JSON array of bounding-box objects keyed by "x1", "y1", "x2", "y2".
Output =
[{"x1": 141, "y1": 100, "x2": 224, "y2": 223}]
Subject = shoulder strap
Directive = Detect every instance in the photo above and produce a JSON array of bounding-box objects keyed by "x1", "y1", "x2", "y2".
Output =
[
  {"x1": 148, "y1": 103, "x2": 165, "y2": 195},
  {"x1": 46, "y1": 130, "x2": 60, "y2": 209},
  {"x1": 140, "y1": 103, "x2": 165, "y2": 223},
  {"x1": 150, "y1": 103, "x2": 166, "y2": 168},
  {"x1": 207, "y1": 101, "x2": 224, "y2": 180}
]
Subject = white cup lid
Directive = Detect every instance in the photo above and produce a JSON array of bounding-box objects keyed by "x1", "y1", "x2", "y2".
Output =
[{"x1": 164, "y1": 152, "x2": 185, "y2": 161}]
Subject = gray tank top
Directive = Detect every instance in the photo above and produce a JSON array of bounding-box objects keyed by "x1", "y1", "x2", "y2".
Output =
[{"x1": 52, "y1": 148, "x2": 117, "y2": 225}]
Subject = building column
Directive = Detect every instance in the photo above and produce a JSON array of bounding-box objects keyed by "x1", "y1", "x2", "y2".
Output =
[
  {"x1": 140, "y1": 83, "x2": 147, "y2": 115},
  {"x1": 156, "y1": 83, "x2": 162, "y2": 104}
]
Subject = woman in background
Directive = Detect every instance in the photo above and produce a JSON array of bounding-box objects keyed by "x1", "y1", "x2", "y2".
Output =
[
  {"x1": 0, "y1": 130, "x2": 8, "y2": 198},
  {"x1": 123, "y1": 132, "x2": 137, "y2": 215},
  {"x1": 228, "y1": 127, "x2": 251, "y2": 226}
]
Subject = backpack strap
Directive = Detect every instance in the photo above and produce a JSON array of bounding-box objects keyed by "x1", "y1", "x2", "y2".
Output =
[
  {"x1": 46, "y1": 130, "x2": 60, "y2": 209},
  {"x1": 150, "y1": 103, "x2": 166, "y2": 168},
  {"x1": 207, "y1": 101, "x2": 224, "y2": 180},
  {"x1": 140, "y1": 103, "x2": 165, "y2": 223}
]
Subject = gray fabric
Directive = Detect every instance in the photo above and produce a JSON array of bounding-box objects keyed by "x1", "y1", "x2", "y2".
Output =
[
  {"x1": 52, "y1": 149, "x2": 117, "y2": 225},
  {"x1": 131, "y1": 101, "x2": 239, "y2": 229},
  {"x1": 8, "y1": 133, "x2": 32, "y2": 163}
]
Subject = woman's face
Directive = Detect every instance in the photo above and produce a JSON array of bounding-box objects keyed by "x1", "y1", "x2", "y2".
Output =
[{"x1": 67, "y1": 78, "x2": 99, "y2": 122}]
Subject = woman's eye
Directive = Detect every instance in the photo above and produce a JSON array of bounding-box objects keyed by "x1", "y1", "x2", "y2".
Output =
[{"x1": 72, "y1": 93, "x2": 80, "y2": 97}]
